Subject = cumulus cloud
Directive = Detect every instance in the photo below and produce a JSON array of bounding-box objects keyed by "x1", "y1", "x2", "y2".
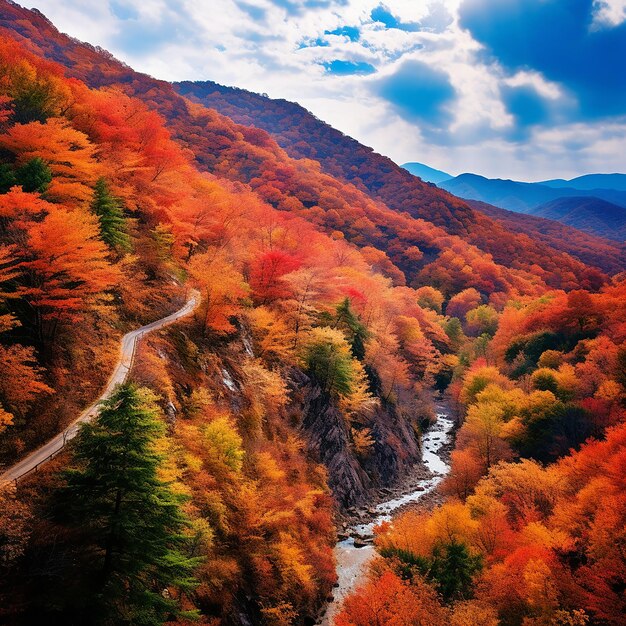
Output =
[
  {"x1": 459, "y1": 0, "x2": 626, "y2": 118},
  {"x1": 24, "y1": 0, "x2": 626, "y2": 179},
  {"x1": 592, "y1": 0, "x2": 626, "y2": 27}
]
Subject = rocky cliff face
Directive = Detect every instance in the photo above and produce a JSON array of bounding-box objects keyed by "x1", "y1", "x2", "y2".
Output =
[
  {"x1": 290, "y1": 369, "x2": 423, "y2": 508},
  {"x1": 212, "y1": 320, "x2": 430, "y2": 511},
  {"x1": 143, "y1": 321, "x2": 425, "y2": 511}
]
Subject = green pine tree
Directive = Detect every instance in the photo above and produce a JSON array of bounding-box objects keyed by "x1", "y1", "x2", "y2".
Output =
[
  {"x1": 15, "y1": 157, "x2": 52, "y2": 193},
  {"x1": 444, "y1": 317, "x2": 464, "y2": 350},
  {"x1": 0, "y1": 163, "x2": 17, "y2": 193},
  {"x1": 304, "y1": 332, "x2": 354, "y2": 397},
  {"x1": 334, "y1": 297, "x2": 369, "y2": 360},
  {"x1": 91, "y1": 177, "x2": 131, "y2": 253},
  {"x1": 380, "y1": 541, "x2": 482, "y2": 603},
  {"x1": 0, "y1": 158, "x2": 52, "y2": 194},
  {"x1": 58, "y1": 383, "x2": 199, "y2": 625},
  {"x1": 429, "y1": 541, "x2": 482, "y2": 602}
]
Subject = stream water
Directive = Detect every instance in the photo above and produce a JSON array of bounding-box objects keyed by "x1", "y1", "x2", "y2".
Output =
[{"x1": 319, "y1": 401, "x2": 455, "y2": 625}]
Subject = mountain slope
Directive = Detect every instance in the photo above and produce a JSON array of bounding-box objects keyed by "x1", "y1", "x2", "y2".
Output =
[
  {"x1": 0, "y1": 26, "x2": 447, "y2": 623},
  {"x1": 401, "y1": 162, "x2": 452, "y2": 184},
  {"x1": 467, "y1": 199, "x2": 626, "y2": 274},
  {"x1": 540, "y1": 173, "x2": 626, "y2": 191},
  {"x1": 170, "y1": 81, "x2": 618, "y2": 288},
  {"x1": 0, "y1": 0, "x2": 610, "y2": 294},
  {"x1": 529, "y1": 196, "x2": 626, "y2": 241},
  {"x1": 0, "y1": 5, "x2": 625, "y2": 626},
  {"x1": 172, "y1": 81, "x2": 624, "y2": 282},
  {"x1": 173, "y1": 81, "x2": 612, "y2": 283},
  {"x1": 173, "y1": 82, "x2": 477, "y2": 235},
  {"x1": 439, "y1": 172, "x2": 626, "y2": 212},
  {"x1": 0, "y1": 15, "x2": 446, "y2": 511}
]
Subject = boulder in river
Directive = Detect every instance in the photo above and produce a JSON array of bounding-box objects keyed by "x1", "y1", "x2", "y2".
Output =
[{"x1": 352, "y1": 537, "x2": 369, "y2": 548}]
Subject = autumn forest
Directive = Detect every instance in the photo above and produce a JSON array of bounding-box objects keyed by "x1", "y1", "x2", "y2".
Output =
[{"x1": 0, "y1": 1, "x2": 624, "y2": 625}]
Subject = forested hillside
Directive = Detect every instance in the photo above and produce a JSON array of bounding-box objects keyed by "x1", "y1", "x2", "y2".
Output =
[
  {"x1": 339, "y1": 283, "x2": 626, "y2": 625},
  {"x1": 0, "y1": 0, "x2": 612, "y2": 293},
  {"x1": 0, "y1": 1, "x2": 624, "y2": 625},
  {"x1": 173, "y1": 81, "x2": 620, "y2": 285},
  {"x1": 528, "y1": 196, "x2": 626, "y2": 242},
  {"x1": 0, "y1": 26, "x2": 455, "y2": 624},
  {"x1": 467, "y1": 199, "x2": 626, "y2": 275}
]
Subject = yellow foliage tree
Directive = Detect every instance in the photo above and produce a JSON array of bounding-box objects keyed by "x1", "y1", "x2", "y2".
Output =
[{"x1": 188, "y1": 250, "x2": 249, "y2": 334}]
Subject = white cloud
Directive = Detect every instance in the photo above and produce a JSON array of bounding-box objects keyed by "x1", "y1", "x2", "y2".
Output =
[{"x1": 592, "y1": 0, "x2": 626, "y2": 27}]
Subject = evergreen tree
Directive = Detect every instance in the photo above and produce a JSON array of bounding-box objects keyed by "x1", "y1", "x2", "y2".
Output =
[
  {"x1": 334, "y1": 297, "x2": 369, "y2": 360},
  {"x1": 380, "y1": 541, "x2": 482, "y2": 603},
  {"x1": 57, "y1": 383, "x2": 199, "y2": 625},
  {"x1": 303, "y1": 328, "x2": 354, "y2": 397},
  {"x1": 11, "y1": 78, "x2": 58, "y2": 123},
  {"x1": 429, "y1": 541, "x2": 482, "y2": 602},
  {"x1": 15, "y1": 157, "x2": 52, "y2": 193},
  {"x1": 444, "y1": 317, "x2": 464, "y2": 350},
  {"x1": 0, "y1": 158, "x2": 52, "y2": 194},
  {"x1": 0, "y1": 163, "x2": 16, "y2": 193},
  {"x1": 91, "y1": 177, "x2": 131, "y2": 253}
]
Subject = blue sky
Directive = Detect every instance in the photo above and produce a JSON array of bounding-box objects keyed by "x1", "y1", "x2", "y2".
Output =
[{"x1": 24, "y1": 0, "x2": 626, "y2": 180}]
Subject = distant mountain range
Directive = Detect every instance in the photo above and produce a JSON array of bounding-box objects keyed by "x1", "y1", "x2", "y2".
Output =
[
  {"x1": 540, "y1": 173, "x2": 626, "y2": 192},
  {"x1": 399, "y1": 163, "x2": 626, "y2": 241},
  {"x1": 438, "y1": 173, "x2": 626, "y2": 213},
  {"x1": 466, "y1": 199, "x2": 626, "y2": 274},
  {"x1": 528, "y1": 197, "x2": 626, "y2": 242},
  {"x1": 438, "y1": 174, "x2": 626, "y2": 241},
  {"x1": 401, "y1": 162, "x2": 452, "y2": 184}
]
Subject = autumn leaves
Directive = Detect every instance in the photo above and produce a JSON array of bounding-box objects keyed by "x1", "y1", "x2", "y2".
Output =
[{"x1": 338, "y1": 283, "x2": 626, "y2": 626}]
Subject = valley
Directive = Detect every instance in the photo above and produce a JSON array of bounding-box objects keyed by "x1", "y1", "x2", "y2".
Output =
[
  {"x1": 0, "y1": 2, "x2": 624, "y2": 625},
  {"x1": 321, "y1": 397, "x2": 455, "y2": 625}
]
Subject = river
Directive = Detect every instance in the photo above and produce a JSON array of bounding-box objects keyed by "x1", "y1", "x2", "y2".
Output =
[{"x1": 319, "y1": 400, "x2": 455, "y2": 625}]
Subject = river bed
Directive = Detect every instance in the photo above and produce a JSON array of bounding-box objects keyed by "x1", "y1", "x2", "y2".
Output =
[{"x1": 319, "y1": 401, "x2": 455, "y2": 625}]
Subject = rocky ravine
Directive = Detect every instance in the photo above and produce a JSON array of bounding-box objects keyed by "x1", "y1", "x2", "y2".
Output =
[
  {"x1": 318, "y1": 397, "x2": 456, "y2": 625},
  {"x1": 291, "y1": 368, "x2": 424, "y2": 509}
]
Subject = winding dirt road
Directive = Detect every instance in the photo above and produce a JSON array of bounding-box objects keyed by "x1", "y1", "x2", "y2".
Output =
[{"x1": 0, "y1": 290, "x2": 200, "y2": 485}]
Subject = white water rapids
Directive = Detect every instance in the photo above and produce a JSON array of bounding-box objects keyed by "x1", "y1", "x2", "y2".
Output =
[{"x1": 319, "y1": 403, "x2": 455, "y2": 625}]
